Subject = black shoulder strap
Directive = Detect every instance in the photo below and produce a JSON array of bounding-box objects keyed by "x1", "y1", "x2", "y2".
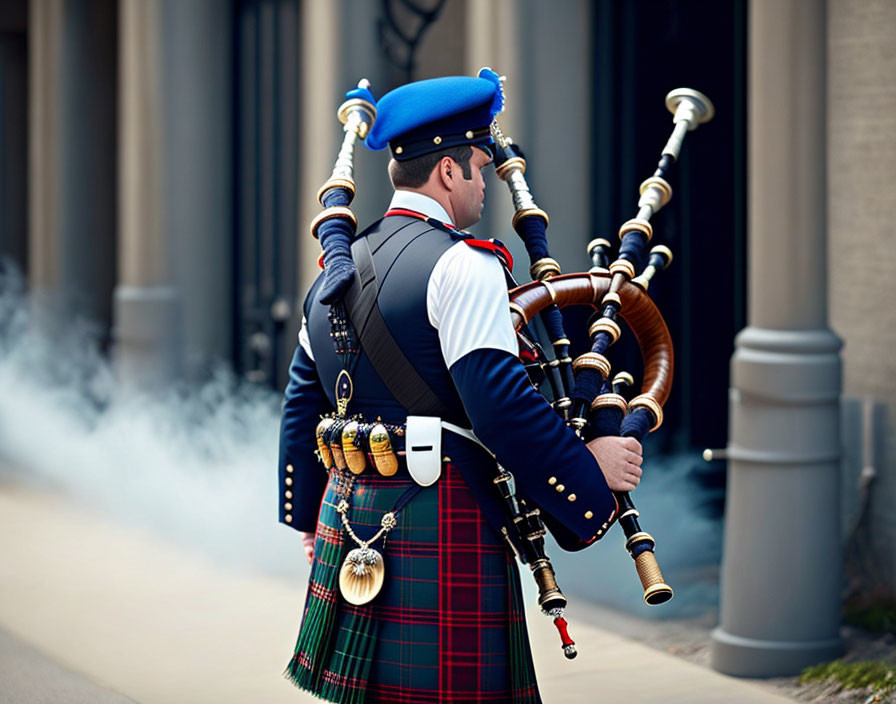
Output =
[{"x1": 343, "y1": 232, "x2": 453, "y2": 418}]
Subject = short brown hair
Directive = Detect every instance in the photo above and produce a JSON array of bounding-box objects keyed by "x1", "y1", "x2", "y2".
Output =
[{"x1": 388, "y1": 146, "x2": 473, "y2": 189}]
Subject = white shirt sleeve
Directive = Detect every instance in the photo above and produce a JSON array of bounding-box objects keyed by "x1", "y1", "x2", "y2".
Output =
[
  {"x1": 427, "y1": 241, "x2": 518, "y2": 368},
  {"x1": 298, "y1": 317, "x2": 314, "y2": 361}
]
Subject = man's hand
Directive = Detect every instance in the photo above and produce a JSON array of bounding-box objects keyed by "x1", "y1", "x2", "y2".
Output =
[
  {"x1": 300, "y1": 531, "x2": 315, "y2": 564},
  {"x1": 586, "y1": 436, "x2": 643, "y2": 492}
]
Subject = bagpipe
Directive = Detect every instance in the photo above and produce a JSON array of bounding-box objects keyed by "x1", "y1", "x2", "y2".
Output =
[
  {"x1": 309, "y1": 73, "x2": 714, "y2": 658},
  {"x1": 490, "y1": 75, "x2": 714, "y2": 655}
]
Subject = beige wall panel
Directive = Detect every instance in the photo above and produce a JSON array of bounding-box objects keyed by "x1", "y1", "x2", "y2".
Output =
[
  {"x1": 829, "y1": 0, "x2": 896, "y2": 589},
  {"x1": 414, "y1": 0, "x2": 466, "y2": 79}
]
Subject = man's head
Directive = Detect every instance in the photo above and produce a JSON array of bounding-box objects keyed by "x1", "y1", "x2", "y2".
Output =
[
  {"x1": 365, "y1": 70, "x2": 504, "y2": 227},
  {"x1": 387, "y1": 145, "x2": 492, "y2": 229}
]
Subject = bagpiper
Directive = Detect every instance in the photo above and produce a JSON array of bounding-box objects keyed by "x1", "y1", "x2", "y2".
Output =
[{"x1": 278, "y1": 72, "x2": 644, "y2": 703}]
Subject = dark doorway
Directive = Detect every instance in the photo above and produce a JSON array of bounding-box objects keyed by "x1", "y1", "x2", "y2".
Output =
[
  {"x1": 233, "y1": 0, "x2": 301, "y2": 389},
  {"x1": 591, "y1": 0, "x2": 748, "y2": 452}
]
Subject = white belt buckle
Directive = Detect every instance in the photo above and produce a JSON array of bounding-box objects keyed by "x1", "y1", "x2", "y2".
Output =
[{"x1": 405, "y1": 415, "x2": 443, "y2": 486}]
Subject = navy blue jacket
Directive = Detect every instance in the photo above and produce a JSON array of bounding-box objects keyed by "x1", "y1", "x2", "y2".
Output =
[{"x1": 277, "y1": 214, "x2": 618, "y2": 550}]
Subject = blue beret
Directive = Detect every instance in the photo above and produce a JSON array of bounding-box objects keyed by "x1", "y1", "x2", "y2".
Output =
[{"x1": 366, "y1": 69, "x2": 504, "y2": 161}]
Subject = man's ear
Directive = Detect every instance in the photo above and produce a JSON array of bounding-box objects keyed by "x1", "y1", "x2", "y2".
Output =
[{"x1": 437, "y1": 156, "x2": 455, "y2": 191}]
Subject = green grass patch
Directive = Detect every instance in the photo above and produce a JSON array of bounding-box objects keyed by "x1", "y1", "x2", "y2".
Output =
[{"x1": 800, "y1": 660, "x2": 896, "y2": 696}]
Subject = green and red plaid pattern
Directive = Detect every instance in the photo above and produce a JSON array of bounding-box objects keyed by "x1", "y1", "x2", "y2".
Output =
[{"x1": 285, "y1": 464, "x2": 541, "y2": 703}]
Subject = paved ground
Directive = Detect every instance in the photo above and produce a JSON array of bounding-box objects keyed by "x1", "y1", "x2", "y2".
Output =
[{"x1": 0, "y1": 483, "x2": 796, "y2": 704}]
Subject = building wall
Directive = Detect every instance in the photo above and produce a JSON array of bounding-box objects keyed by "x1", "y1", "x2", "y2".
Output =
[{"x1": 829, "y1": 0, "x2": 896, "y2": 593}]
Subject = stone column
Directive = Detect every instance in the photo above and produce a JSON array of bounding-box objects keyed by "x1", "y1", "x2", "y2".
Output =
[
  {"x1": 710, "y1": 0, "x2": 843, "y2": 676},
  {"x1": 115, "y1": 0, "x2": 233, "y2": 385},
  {"x1": 297, "y1": 0, "x2": 389, "y2": 296},
  {"x1": 27, "y1": 0, "x2": 62, "y2": 293},
  {"x1": 297, "y1": 0, "x2": 342, "y2": 295},
  {"x1": 114, "y1": 0, "x2": 179, "y2": 385},
  {"x1": 466, "y1": 0, "x2": 523, "y2": 273},
  {"x1": 29, "y1": 0, "x2": 117, "y2": 328},
  {"x1": 466, "y1": 0, "x2": 591, "y2": 280}
]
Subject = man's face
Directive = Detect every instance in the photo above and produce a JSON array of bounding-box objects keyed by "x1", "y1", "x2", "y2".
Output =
[{"x1": 450, "y1": 147, "x2": 492, "y2": 230}]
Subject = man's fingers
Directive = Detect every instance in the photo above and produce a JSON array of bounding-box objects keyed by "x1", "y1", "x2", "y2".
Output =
[
  {"x1": 627, "y1": 451, "x2": 644, "y2": 466},
  {"x1": 622, "y1": 437, "x2": 642, "y2": 454}
]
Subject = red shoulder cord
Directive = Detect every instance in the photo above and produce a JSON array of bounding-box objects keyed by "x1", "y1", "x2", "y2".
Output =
[{"x1": 384, "y1": 208, "x2": 514, "y2": 270}]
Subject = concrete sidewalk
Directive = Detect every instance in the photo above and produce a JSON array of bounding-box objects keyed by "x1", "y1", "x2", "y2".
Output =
[{"x1": 0, "y1": 484, "x2": 794, "y2": 704}]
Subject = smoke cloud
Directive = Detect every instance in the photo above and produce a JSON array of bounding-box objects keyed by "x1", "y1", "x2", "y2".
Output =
[
  {"x1": 0, "y1": 264, "x2": 720, "y2": 614},
  {"x1": 0, "y1": 266, "x2": 303, "y2": 581}
]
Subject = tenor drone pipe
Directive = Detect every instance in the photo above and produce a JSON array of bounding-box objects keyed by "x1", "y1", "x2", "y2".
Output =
[
  {"x1": 488, "y1": 89, "x2": 577, "y2": 656},
  {"x1": 505, "y1": 88, "x2": 711, "y2": 607},
  {"x1": 570, "y1": 88, "x2": 714, "y2": 426},
  {"x1": 572, "y1": 88, "x2": 713, "y2": 604},
  {"x1": 311, "y1": 80, "x2": 377, "y2": 304},
  {"x1": 490, "y1": 118, "x2": 575, "y2": 417}
]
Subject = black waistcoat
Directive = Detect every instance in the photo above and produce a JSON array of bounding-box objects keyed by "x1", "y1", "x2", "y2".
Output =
[{"x1": 305, "y1": 215, "x2": 469, "y2": 425}]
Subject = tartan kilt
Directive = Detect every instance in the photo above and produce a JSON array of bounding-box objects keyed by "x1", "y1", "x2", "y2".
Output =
[{"x1": 285, "y1": 463, "x2": 542, "y2": 704}]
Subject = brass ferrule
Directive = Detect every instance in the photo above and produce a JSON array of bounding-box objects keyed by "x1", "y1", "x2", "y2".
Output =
[
  {"x1": 614, "y1": 372, "x2": 634, "y2": 389},
  {"x1": 609, "y1": 259, "x2": 636, "y2": 280},
  {"x1": 551, "y1": 338, "x2": 571, "y2": 347},
  {"x1": 317, "y1": 178, "x2": 356, "y2": 205},
  {"x1": 638, "y1": 176, "x2": 673, "y2": 212},
  {"x1": 628, "y1": 394, "x2": 664, "y2": 431},
  {"x1": 635, "y1": 550, "x2": 674, "y2": 605},
  {"x1": 495, "y1": 156, "x2": 527, "y2": 179},
  {"x1": 310, "y1": 206, "x2": 358, "y2": 239},
  {"x1": 508, "y1": 301, "x2": 529, "y2": 325},
  {"x1": 586, "y1": 237, "x2": 612, "y2": 255},
  {"x1": 337, "y1": 97, "x2": 377, "y2": 134},
  {"x1": 600, "y1": 291, "x2": 622, "y2": 308},
  {"x1": 568, "y1": 416, "x2": 587, "y2": 433},
  {"x1": 652, "y1": 244, "x2": 674, "y2": 266},
  {"x1": 618, "y1": 218, "x2": 653, "y2": 242},
  {"x1": 631, "y1": 267, "x2": 656, "y2": 291},
  {"x1": 588, "y1": 317, "x2": 621, "y2": 344},
  {"x1": 625, "y1": 531, "x2": 655, "y2": 552},
  {"x1": 531, "y1": 257, "x2": 561, "y2": 281},
  {"x1": 541, "y1": 280, "x2": 558, "y2": 302},
  {"x1": 590, "y1": 393, "x2": 627, "y2": 412},
  {"x1": 572, "y1": 352, "x2": 611, "y2": 379},
  {"x1": 513, "y1": 207, "x2": 550, "y2": 230}
]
